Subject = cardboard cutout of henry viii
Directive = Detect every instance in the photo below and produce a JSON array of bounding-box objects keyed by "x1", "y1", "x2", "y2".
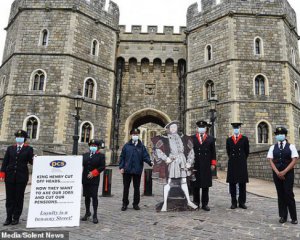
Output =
[{"x1": 151, "y1": 121, "x2": 198, "y2": 211}]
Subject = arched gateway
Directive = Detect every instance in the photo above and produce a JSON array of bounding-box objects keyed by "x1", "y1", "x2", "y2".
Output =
[{"x1": 124, "y1": 108, "x2": 172, "y2": 143}]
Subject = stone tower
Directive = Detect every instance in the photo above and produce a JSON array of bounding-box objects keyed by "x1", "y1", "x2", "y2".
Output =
[
  {"x1": 0, "y1": 0, "x2": 119, "y2": 155},
  {"x1": 186, "y1": 0, "x2": 300, "y2": 184}
]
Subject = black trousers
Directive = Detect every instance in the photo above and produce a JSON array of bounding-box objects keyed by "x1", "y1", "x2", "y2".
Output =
[
  {"x1": 122, "y1": 173, "x2": 141, "y2": 206},
  {"x1": 229, "y1": 183, "x2": 246, "y2": 205},
  {"x1": 273, "y1": 170, "x2": 297, "y2": 220},
  {"x1": 5, "y1": 182, "x2": 27, "y2": 220},
  {"x1": 193, "y1": 187, "x2": 209, "y2": 206}
]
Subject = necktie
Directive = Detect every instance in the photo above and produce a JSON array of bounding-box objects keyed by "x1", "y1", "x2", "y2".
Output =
[
  {"x1": 200, "y1": 135, "x2": 203, "y2": 143},
  {"x1": 90, "y1": 153, "x2": 93, "y2": 158},
  {"x1": 17, "y1": 146, "x2": 21, "y2": 154},
  {"x1": 280, "y1": 142, "x2": 283, "y2": 150}
]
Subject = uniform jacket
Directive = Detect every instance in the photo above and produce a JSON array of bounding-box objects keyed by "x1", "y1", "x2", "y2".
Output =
[
  {"x1": 226, "y1": 135, "x2": 249, "y2": 183},
  {"x1": 119, "y1": 140, "x2": 151, "y2": 175},
  {"x1": 192, "y1": 133, "x2": 217, "y2": 188},
  {"x1": 0, "y1": 144, "x2": 34, "y2": 183},
  {"x1": 82, "y1": 151, "x2": 106, "y2": 185}
]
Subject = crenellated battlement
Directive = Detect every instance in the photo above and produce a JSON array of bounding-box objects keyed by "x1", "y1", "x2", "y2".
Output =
[
  {"x1": 8, "y1": 0, "x2": 120, "y2": 29},
  {"x1": 187, "y1": 0, "x2": 297, "y2": 32},
  {"x1": 119, "y1": 25, "x2": 186, "y2": 35}
]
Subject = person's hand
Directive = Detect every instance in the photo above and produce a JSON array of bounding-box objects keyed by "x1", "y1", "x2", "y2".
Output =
[
  {"x1": 120, "y1": 169, "x2": 124, "y2": 174},
  {"x1": 0, "y1": 177, "x2": 4, "y2": 182},
  {"x1": 87, "y1": 172, "x2": 94, "y2": 179},
  {"x1": 211, "y1": 165, "x2": 216, "y2": 171},
  {"x1": 166, "y1": 157, "x2": 172, "y2": 164},
  {"x1": 277, "y1": 171, "x2": 285, "y2": 180},
  {"x1": 186, "y1": 163, "x2": 191, "y2": 169}
]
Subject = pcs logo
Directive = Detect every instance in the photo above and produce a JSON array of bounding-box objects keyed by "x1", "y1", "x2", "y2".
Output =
[{"x1": 50, "y1": 160, "x2": 66, "y2": 168}]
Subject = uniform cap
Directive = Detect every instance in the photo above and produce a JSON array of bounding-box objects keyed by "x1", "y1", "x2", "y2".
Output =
[
  {"x1": 274, "y1": 127, "x2": 288, "y2": 135},
  {"x1": 196, "y1": 120, "x2": 208, "y2": 127},
  {"x1": 88, "y1": 139, "x2": 100, "y2": 146},
  {"x1": 231, "y1": 122, "x2": 243, "y2": 128},
  {"x1": 130, "y1": 128, "x2": 140, "y2": 135},
  {"x1": 14, "y1": 130, "x2": 28, "y2": 138}
]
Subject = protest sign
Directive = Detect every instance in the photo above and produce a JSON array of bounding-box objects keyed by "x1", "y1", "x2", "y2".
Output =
[{"x1": 27, "y1": 156, "x2": 82, "y2": 228}]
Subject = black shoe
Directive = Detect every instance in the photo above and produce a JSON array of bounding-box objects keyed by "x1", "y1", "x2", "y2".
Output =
[
  {"x1": 92, "y1": 216, "x2": 98, "y2": 224},
  {"x1": 81, "y1": 212, "x2": 91, "y2": 221},
  {"x1": 3, "y1": 218, "x2": 12, "y2": 226},
  {"x1": 121, "y1": 205, "x2": 127, "y2": 211},
  {"x1": 230, "y1": 204, "x2": 237, "y2": 209},
  {"x1": 279, "y1": 217, "x2": 287, "y2": 223},
  {"x1": 11, "y1": 219, "x2": 19, "y2": 225},
  {"x1": 202, "y1": 205, "x2": 210, "y2": 211},
  {"x1": 239, "y1": 204, "x2": 247, "y2": 209},
  {"x1": 133, "y1": 205, "x2": 140, "y2": 210},
  {"x1": 291, "y1": 219, "x2": 298, "y2": 224}
]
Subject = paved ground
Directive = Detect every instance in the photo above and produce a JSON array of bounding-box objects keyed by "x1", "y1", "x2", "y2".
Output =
[{"x1": 0, "y1": 167, "x2": 299, "y2": 240}]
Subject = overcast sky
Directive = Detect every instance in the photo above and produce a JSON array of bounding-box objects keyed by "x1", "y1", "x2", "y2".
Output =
[{"x1": 0, "y1": 0, "x2": 300, "y2": 61}]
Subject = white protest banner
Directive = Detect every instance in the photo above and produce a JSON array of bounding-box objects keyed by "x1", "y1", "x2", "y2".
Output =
[{"x1": 27, "y1": 156, "x2": 82, "y2": 228}]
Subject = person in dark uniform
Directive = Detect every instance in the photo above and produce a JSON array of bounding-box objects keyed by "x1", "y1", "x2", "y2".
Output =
[
  {"x1": 192, "y1": 120, "x2": 217, "y2": 211},
  {"x1": 226, "y1": 123, "x2": 249, "y2": 209},
  {"x1": 81, "y1": 139, "x2": 106, "y2": 224},
  {"x1": 0, "y1": 130, "x2": 34, "y2": 226},
  {"x1": 119, "y1": 128, "x2": 152, "y2": 211},
  {"x1": 267, "y1": 127, "x2": 298, "y2": 224}
]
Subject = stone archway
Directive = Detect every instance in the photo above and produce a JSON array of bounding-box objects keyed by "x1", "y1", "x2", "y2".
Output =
[{"x1": 124, "y1": 108, "x2": 171, "y2": 142}]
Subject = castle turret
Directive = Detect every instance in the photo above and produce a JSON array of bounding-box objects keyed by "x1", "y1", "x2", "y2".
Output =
[
  {"x1": 186, "y1": 0, "x2": 300, "y2": 184},
  {"x1": 0, "y1": 0, "x2": 120, "y2": 157}
]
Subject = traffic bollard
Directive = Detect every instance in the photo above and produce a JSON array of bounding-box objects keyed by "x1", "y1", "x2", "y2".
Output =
[
  {"x1": 102, "y1": 168, "x2": 112, "y2": 197},
  {"x1": 144, "y1": 169, "x2": 152, "y2": 196}
]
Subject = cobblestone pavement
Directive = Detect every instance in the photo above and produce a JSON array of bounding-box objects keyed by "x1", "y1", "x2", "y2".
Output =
[{"x1": 0, "y1": 167, "x2": 299, "y2": 240}]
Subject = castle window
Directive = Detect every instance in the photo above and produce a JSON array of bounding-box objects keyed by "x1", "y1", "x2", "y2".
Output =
[
  {"x1": 30, "y1": 69, "x2": 47, "y2": 91},
  {"x1": 257, "y1": 122, "x2": 269, "y2": 144},
  {"x1": 80, "y1": 122, "x2": 93, "y2": 143},
  {"x1": 205, "y1": 45, "x2": 212, "y2": 62},
  {"x1": 255, "y1": 75, "x2": 265, "y2": 95},
  {"x1": 295, "y1": 82, "x2": 300, "y2": 103},
  {"x1": 141, "y1": 58, "x2": 150, "y2": 72},
  {"x1": 23, "y1": 115, "x2": 40, "y2": 140},
  {"x1": 205, "y1": 80, "x2": 215, "y2": 100},
  {"x1": 129, "y1": 58, "x2": 137, "y2": 73},
  {"x1": 91, "y1": 39, "x2": 99, "y2": 56},
  {"x1": 40, "y1": 29, "x2": 49, "y2": 46},
  {"x1": 153, "y1": 58, "x2": 162, "y2": 72},
  {"x1": 84, "y1": 78, "x2": 96, "y2": 99},
  {"x1": 165, "y1": 59, "x2": 174, "y2": 72},
  {"x1": 254, "y1": 37, "x2": 263, "y2": 55},
  {"x1": 291, "y1": 48, "x2": 296, "y2": 65}
]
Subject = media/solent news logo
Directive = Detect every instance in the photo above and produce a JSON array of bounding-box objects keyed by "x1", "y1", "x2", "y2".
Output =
[{"x1": 50, "y1": 160, "x2": 66, "y2": 168}]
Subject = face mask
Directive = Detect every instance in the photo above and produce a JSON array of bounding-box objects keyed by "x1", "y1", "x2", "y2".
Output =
[
  {"x1": 132, "y1": 136, "x2": 139, "y2": 142},
  {"x1": 16, "y1": 137, "x2": 25, "y2": 144},
  {"x1": 89, "y1": 146, "x2": 97, "y2": 153},
  {"x1": 233, "y1": 129, "x2": 240, "y2": 135},
  {"x1": 198, "y1": 128, "x2": 206, "y2": 134},
  {"x1": 275, "y1": 135, "x2": 285, "y2": 142}
]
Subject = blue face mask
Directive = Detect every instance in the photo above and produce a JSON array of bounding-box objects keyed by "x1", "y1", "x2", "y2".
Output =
[
  {"x1": 275, "y1": 134, "x2": 285, "y2": 142},
  {"x1": 132, "y1": 136, "x2": 139, "y2": 142},
  {"x1": 233, "y1": 128, "x2": 240, "y2": 135},
  {"x1": 89, "y1": 146, "x2": 97, "y2": 153},
  {"x1": 16, "y1": 137, "x2": 25, "y2": 144},
  {"x1": 198, "y1": 128, "x2": 206, "y2": 134}
]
